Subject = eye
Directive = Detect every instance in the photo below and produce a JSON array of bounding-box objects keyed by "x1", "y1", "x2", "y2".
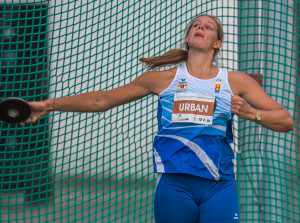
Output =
[{"x1": 206, "y1": 26, "x2": 212, "y2": 30}]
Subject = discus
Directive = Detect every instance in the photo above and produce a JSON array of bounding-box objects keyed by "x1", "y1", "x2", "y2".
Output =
[{"x1": 0, "y1": 98, "x2": 31, "y2": 124}]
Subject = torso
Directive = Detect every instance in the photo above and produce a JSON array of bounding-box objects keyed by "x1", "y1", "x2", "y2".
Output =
[{"x1": 152, "y1": 63, "x2": 235, "y2": 181}]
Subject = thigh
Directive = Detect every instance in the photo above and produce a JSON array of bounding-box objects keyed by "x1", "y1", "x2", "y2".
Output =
[
  {"x1": 199, "y1": 180, "x2": 240, "y2": 223},
  {"x1": 154, "y1": 174, "x2": 199, "y2": 223}
]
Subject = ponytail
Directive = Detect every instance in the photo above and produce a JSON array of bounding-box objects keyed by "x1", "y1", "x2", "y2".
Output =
[{"x1": 139, "y1": 48, "x2": 188, "y2": 70}]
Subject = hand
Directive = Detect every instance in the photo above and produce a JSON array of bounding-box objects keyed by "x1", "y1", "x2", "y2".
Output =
[
  {"x1": 20, "y1": 100, "x2": 50, "y2": 126},
  {"x1": 231, "y1": 95, "x2": 255, "y2": 120}
]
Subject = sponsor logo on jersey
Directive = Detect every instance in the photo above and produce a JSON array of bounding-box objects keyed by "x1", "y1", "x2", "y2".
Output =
[
  {"x1": 176, "y1": 78, "x2": 188, "y2": 91},
  {"x1": 175, "y1": 114, "x2": 189, "y2": 121},
  {"x1": 212, "y1": 79, "x2": 224, "y2": 93},
  {"x1": 172, "y1": 93, "x2": 215, "y2": 125}
]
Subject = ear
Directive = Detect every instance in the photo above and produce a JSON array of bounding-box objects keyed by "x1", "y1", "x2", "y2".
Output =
[
  {"x1": 213, "y1": 40, "x2": 222, "y2": 50},
  {"x1": 185, "y1": 35, "x2": 188, "y2": 44}
]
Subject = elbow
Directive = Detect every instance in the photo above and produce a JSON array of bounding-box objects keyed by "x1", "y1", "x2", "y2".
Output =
[
  {"x1": 285, "y1": 118, "x2": 294, "y2": 132},
  {"x1": 93, "y1": 98, "x2": 110, "y2": 112},
  {"x1": 280, "y1": 110, "x2": 294, "y2": 132},
  {"x1": 280, "y1": 117, "x2": 294, "y2": 132},
  {"x1": 92, "y1": 92, "x2": 110, "y2": 112}
]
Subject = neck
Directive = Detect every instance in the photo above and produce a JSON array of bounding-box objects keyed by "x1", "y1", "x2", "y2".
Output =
[{"x1": 186, "y1": 50, "x2": 218, "y2": 79}]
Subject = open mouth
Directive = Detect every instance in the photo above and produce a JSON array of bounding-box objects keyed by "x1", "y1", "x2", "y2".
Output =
[{"x1": 194, "y1": 33, "x2": 204, "y2": 38}]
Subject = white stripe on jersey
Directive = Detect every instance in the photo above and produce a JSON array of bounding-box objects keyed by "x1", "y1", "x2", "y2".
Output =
[
  {"x1": 162, "y1": 124, "x2": 227, "y2": 132},
  {"x1": 153, "y1": 148, "x2": 165, "y2": 172},
  {"x1": 161, "y1": 105, "x2": 172, "y2": 113},
  {"x1": 156, "y1": 134, "x2": 220, "y2": 181}
]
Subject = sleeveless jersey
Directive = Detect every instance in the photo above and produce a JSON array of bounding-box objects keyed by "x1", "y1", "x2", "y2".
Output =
[{"x1": 153, "y1": 63, "x2": 235, "y2": 181}]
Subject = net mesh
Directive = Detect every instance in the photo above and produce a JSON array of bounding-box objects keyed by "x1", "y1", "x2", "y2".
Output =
[{"x1": 0, "y1": 1, "x2": 299, "y2": 222}]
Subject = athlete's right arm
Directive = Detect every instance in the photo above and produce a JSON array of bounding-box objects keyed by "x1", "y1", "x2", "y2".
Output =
[{"x1": 22, "y1": 70, "x2": 171, "y2": 125}]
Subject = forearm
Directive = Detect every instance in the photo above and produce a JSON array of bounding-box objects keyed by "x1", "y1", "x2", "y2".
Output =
[
  {"x1": 45, "y1": 91, "x2": 109, "y2": 113},
  {"x1": 231, "y1": 93, "x2": 294, "y2": 132},
  {"x1": 245, "y1": 107, "x2": 294, "y2": 132}
]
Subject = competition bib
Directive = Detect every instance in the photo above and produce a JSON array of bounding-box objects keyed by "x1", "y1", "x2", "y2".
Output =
[{"x1": 172, "y1": 93, "x2": 215, "y2": 125}]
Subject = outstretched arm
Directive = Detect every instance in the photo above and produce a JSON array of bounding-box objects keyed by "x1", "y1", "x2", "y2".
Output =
[
  {"x1": 229, "y1": 71, "x2": 294, "y2": 132},
  {"x1": 22, "y1": 70, "x2": 164, "y2": 125}
]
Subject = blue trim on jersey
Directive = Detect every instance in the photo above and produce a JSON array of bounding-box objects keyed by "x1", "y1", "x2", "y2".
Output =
[{"x1": 154, "y1": 134, "x2": 221, "y2": 180}]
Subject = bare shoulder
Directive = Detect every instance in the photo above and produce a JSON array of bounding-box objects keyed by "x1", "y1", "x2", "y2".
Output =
[
  {"x1": 228, "y1": 70, "x2": 253, "y2": 83},
  {"x1": 137, "y1": 67, "x2": 176, "y2": 81},
  {"x1": 228, "y1": 70, "x2": 261, "y2": 96},
  {"x1": 133, "y1": 67, "x2": 177, "y2": 95}
]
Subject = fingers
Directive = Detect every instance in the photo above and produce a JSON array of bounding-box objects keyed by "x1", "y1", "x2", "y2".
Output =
[
  {"x1": 231, "y1": 95, "x2": 255, "y2": 120},
  {"x1": 231, "y1": 95, "x2": 245, "y2": 114},
  {"x1": 18, "y1": 100, "x2": 46, "y2": 126},
  {"x1": 231, "y1": 95, "x2": 247, "y2": 117},
  {"x1": 231, "y1": 95, "x2": 244, "y2": 104},
  {"x1": 19, "y1": 115, "x2": 39, "y2": 126},
  {"x1": 27, "y1": 116, "x2": 38, "y2": 124},
  {"x1": 32, "y1": 116, "x2": 38, "y2": 123}
]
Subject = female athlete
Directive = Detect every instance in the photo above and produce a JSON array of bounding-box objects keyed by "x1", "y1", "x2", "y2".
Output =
[{"x1": 22, "y1": 14, "x2": 294, "y2": 223}]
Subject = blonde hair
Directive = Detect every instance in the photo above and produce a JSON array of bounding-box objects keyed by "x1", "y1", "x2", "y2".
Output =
[{"x1": 139, "y1": 14, "x2": 224, "y2": 70}]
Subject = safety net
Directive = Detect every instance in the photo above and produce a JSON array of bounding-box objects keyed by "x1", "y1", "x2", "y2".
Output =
[{"x1": 0, "y1": 0, "x2": 299, "y2": 222}]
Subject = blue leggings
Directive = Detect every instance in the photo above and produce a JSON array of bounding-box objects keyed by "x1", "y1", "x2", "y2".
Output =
[{"x1": 154, "y1": 173, "x2": 240, "y2": 223}]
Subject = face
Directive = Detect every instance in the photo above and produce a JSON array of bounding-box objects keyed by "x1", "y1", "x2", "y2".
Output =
[{"x1": 185, "y1": 16, "x2": 221, "y2": 52}]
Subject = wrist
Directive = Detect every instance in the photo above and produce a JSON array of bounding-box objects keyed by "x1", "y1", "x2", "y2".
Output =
[
  {"x1": 45, "y1": 99, "x2": 55, "y2": 112},
  {"x1": 246, "y1": 108, "x2": 259, "y2": 121},
  {"x1": 254, "y1": 109, "x2": 261, "y2": 121}
]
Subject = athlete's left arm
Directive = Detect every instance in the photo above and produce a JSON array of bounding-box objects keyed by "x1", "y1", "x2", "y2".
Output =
[{"x1": 228, "y1": 71, "x2": 294, "y2": 132}]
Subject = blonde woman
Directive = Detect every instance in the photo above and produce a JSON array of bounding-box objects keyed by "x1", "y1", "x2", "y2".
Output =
[{"x1": 24, "y1": 15, "x2": 293, "y2": 222}]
